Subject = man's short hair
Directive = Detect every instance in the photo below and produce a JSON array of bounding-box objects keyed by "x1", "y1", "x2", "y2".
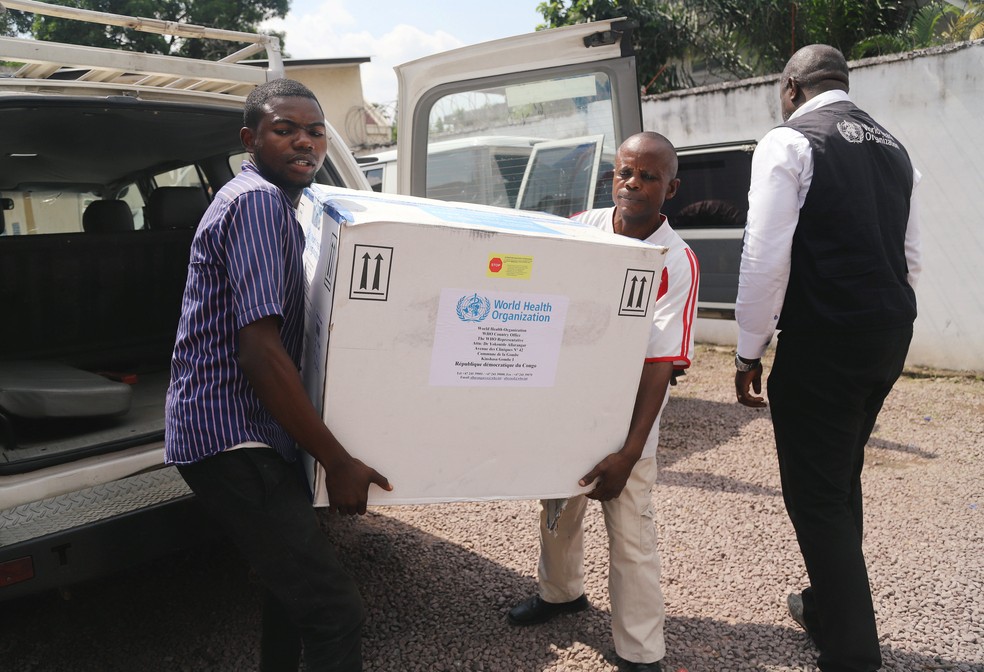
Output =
[
  {"x1": 243, "y1": 78, "x2": 323, "y2": 129},
  {"x1": 620, "y1": 131, "x2": 679, "y2": 179},
  {"x1": 783, "y1": 44, "x2": 850, "y2": 93}
]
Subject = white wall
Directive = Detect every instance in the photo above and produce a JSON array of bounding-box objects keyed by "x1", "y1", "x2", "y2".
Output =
[{"x1": 643, "y1": 41, "x2": 984, "y2": 372}]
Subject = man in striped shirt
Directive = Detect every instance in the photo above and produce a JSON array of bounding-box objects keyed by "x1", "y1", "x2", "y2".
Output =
[
  {"x1": 507, "y1": 132, "x2": 700, "y2": 672},
  {"x1": 165, "y1": 79, "x2": 390, "y2": 671}
]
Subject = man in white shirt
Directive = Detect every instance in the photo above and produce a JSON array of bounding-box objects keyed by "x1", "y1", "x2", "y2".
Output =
[
  {"x1": 734, "y1": 45, "x2": 921, "y2": 672},
  {"x1": 507, "y1": 132, "x2": 700, "y2": 672}
]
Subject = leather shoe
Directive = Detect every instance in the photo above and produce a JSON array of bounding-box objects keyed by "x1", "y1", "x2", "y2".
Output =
[
  {"x1": 618, "y1": 659, "x2": 663, "y2": 672},
  {"x1": 507, "y1": 594, "x2": 589, "y2": 626},
  {"x1": 787, "y1": 592, "x2": 808, "y2": 631},
  {"x1": 787, "y1": 591, "x2": 823, "y2": 648}
]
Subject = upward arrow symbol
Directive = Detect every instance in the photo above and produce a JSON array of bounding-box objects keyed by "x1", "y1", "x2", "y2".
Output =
[
  {"x1": 627, "y1": 276, "x2": 638, "y2": 308},
  {"x1": 372, "y1": 254, "x2": 383, "y2": 290},
  {"x1": 636, "y1": 276, "x2": 647, "y2": 308},
  {"x1": 359, "y1": 253, "x2": 370, "y2": 289}
]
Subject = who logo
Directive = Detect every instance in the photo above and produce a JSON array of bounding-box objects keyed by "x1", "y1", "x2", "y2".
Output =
[{"x1": 456, "y1": 293, "x2": 491, "y2": 322}]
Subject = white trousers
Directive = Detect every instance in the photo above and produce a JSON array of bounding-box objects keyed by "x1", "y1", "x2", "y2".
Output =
[{"x1": 537, "y1": 456, "x2": 665, "y2": 664}]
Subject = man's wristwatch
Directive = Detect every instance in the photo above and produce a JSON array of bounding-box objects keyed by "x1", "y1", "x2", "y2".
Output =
[{"x1": 734, "y1": 354, "x2": 761, "y2": 372}]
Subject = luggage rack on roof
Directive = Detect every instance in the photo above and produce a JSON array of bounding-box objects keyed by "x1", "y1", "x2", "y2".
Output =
[{"x1": 0, "y1": 0, "x2": 283, "y2": 96}]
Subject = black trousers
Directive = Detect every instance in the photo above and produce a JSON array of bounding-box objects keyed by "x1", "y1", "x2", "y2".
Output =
[
  {"x1": 178, "y1": 448, "x2": 363, "y2": 672},
  {"x1": 768, "y1": 325, "x2": 912, "y2": 672}
]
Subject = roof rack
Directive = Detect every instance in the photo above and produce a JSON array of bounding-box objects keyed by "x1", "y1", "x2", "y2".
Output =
[{"x1": 0, "y1": 0, "x2": 282, "y2": 96}]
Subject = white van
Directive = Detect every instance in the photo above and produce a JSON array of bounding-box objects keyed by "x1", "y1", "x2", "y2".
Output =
[
  {"x1": 361, "y1": 135, "x2": 539, "y2": 207},
  {"x1": 0, "y1": 0, "x2": 363, "y2": 601},
  {"x1": 0, "y1": 2, "x2": 641, "y2": 601},
  {"x1": 361, "y1": 134, "x2": 618, "y2": 215}
]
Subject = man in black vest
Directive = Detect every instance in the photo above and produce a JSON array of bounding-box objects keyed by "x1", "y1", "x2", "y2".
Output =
[{"x1": 733, "y1": 44, "x2": 922, "y2": 671}]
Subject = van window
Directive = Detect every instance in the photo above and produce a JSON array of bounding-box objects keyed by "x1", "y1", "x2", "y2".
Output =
[
  {"x1": 426, "y1": 145, "x2": 530, "y2": 207},
  {"x1": 118, "y1": 184, "x2": 146, "y2": 230},
  {"x1": 0, "y1": 190, "x2": 96, "y2": 235},
  {"x1": 517, "y1": 136, "x2": 609, "y2": 216},
  {"x1": 663, "y1": 145, "x2": 755, "y2": 229},
  {"x1": 155, "y1": 166, "x2": 206, "y2": 189},
  {"x1": 0, "y1": 183, "x2": 154, "y2": 236},
  {"x1": 421, "y1": 71, "x2": 619, "y2": 217},
  {"x1": 364, "y1": 166, "x2": 384, "y2": 192}
]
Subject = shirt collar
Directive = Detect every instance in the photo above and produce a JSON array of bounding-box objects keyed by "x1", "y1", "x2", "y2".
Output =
[
  {"x1": 788, "y1": 89, "x2": 852, "y2": 121},
  {"x1": 239, "y1": 160, "x2": 298, "y2": 210},
  {"x1": 609, "y1": 207, "x2": 670, "y2": 241},
  {"x1": 645, "y1": 215, "x2": 673, "y2": 246}
]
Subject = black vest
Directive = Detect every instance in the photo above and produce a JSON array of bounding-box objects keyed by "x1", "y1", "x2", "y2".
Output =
[{"x1": 778, "y1": 101, "x2": 916, "y2": 332}]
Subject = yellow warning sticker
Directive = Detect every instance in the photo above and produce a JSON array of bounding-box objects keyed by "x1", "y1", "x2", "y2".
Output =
[{"x1": 486, "y1": 253, "x2": 533, "y2": 279}]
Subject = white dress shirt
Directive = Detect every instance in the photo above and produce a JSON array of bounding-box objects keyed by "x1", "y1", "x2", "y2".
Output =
[{"x1": 735, "y1": 89, "x2": 923, "y2": 360}]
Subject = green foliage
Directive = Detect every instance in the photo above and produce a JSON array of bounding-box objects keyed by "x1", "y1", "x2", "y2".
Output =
[
  {"x1": 940, "y1": 0, "x2": 984, "y2": 41},
  {"x1": 2, "y1": 3, "x2": 33, "y2": 36},
  {"x1": 536, "y1": 0, "x2": 702, "y2": 93},
  {"x1": 849, "y1": 32, "x2": 913, "y2": 58},
  {"x1": 852, "y1": 1, "x2": 984, "y2": 57},
  {"x1": 682, "y1": 0, "x2": 918, "y2": 73},
  {"x1": 536, "y1": 1, "x2": 962, "y2": 94},
  {"x1": 3, "y1": 0, "x2": 289, "y2": 58},
  {"x1": 911, "y1": 2, "x2": 958, "y2": 44}
]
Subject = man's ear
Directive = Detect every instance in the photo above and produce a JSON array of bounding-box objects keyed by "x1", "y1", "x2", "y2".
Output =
[
  {"x1": 240, "y1": 126, "x2": 255, "y2": 152},
  {"x1": 787, "y1": 77, "x2": 803, "y2": 106},
  {"x1": 665, "y1": 178, "x2": 681, "y2": 201}
]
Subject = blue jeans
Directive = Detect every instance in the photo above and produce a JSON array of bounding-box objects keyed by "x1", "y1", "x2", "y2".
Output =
[{"x1": 178, "y1": 447, "x2": 363, "y2": 671}]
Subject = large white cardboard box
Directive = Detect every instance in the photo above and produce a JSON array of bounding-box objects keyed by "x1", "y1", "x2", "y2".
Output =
[{"x1": 298, "y1": 185, "x2": 667, "y2": 506}]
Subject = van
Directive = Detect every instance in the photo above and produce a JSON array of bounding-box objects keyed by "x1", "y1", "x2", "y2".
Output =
[
  {"x1": 0, "y1": 0, "x2": 367, "y2": 601},
  {"x1": 0, "y1": 2, "x2": 642, "y2": 600}
]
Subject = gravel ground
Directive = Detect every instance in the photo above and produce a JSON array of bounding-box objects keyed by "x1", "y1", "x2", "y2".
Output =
[{"x1": 2, "y1": 344, "x2": 982, "y2": 671}]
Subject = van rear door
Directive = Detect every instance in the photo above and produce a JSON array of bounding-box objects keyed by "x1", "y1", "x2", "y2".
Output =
[{"x1": 395, "y1": 19, "x2": 641, "y2": 217}]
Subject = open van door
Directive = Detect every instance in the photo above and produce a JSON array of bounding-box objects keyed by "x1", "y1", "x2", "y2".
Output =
[
  {"x1": 516, "y1": 134, "x2": 607, "y2": 216},
  {"x1": 395, "y1": 18, "x2": 641, "y2": 217}
]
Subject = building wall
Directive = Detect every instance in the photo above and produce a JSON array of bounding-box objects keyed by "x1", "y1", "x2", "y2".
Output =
[{"x1": 643, "y1": 41, "x2": 984, "y2": 372}]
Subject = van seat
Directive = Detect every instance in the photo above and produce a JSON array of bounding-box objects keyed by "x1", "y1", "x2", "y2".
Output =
[
  {"x1": 82, "y1": 200, "x2": 135, "y2": 233},
  {"x1": 145, "y1": 187, "x2": 208, "y2": 230},
  {"x1": 0, "y1": 361, "x2": 132, "y2": 419}
]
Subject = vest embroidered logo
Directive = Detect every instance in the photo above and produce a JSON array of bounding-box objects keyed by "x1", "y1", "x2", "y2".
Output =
[
  {"x1": 837, "y1": 120, "x2": 865, "y2": 144},
  {"x1": 456, "y1": 293, "x2": 491, "y2": 322}
]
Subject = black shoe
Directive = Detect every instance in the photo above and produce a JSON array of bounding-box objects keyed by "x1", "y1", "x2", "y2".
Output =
[
  {"x1": 618, "y1": 659, "x2": 663, "y2": 672},
  {"x1": 787, "y1": 591, "x2": 823, "y2": 648},
  {"x1": 506, "y1": 594, "x2": 589, "y2": 626},
  {"x1": 787, "y1": 592, "x2": 808, "y2": 631}
]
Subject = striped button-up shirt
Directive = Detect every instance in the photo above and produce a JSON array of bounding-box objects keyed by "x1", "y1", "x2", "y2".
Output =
[{"x1": 165, "y1": 162, "x2": 305, "y2": 464}]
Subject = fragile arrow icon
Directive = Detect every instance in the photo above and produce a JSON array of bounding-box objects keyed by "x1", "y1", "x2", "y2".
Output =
[
  {"x1": 626, "y1": 275, "x2": 649, "y2": 309},
  {"x1": 627, "y1": 276, "x2": 637, "y2": 308},
  {"x1": 359, "y1": 253, "x2": 370, "y2": 289},
  {"x1": 372, "y1": 254, "x2": 383, "y2": 290}
]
